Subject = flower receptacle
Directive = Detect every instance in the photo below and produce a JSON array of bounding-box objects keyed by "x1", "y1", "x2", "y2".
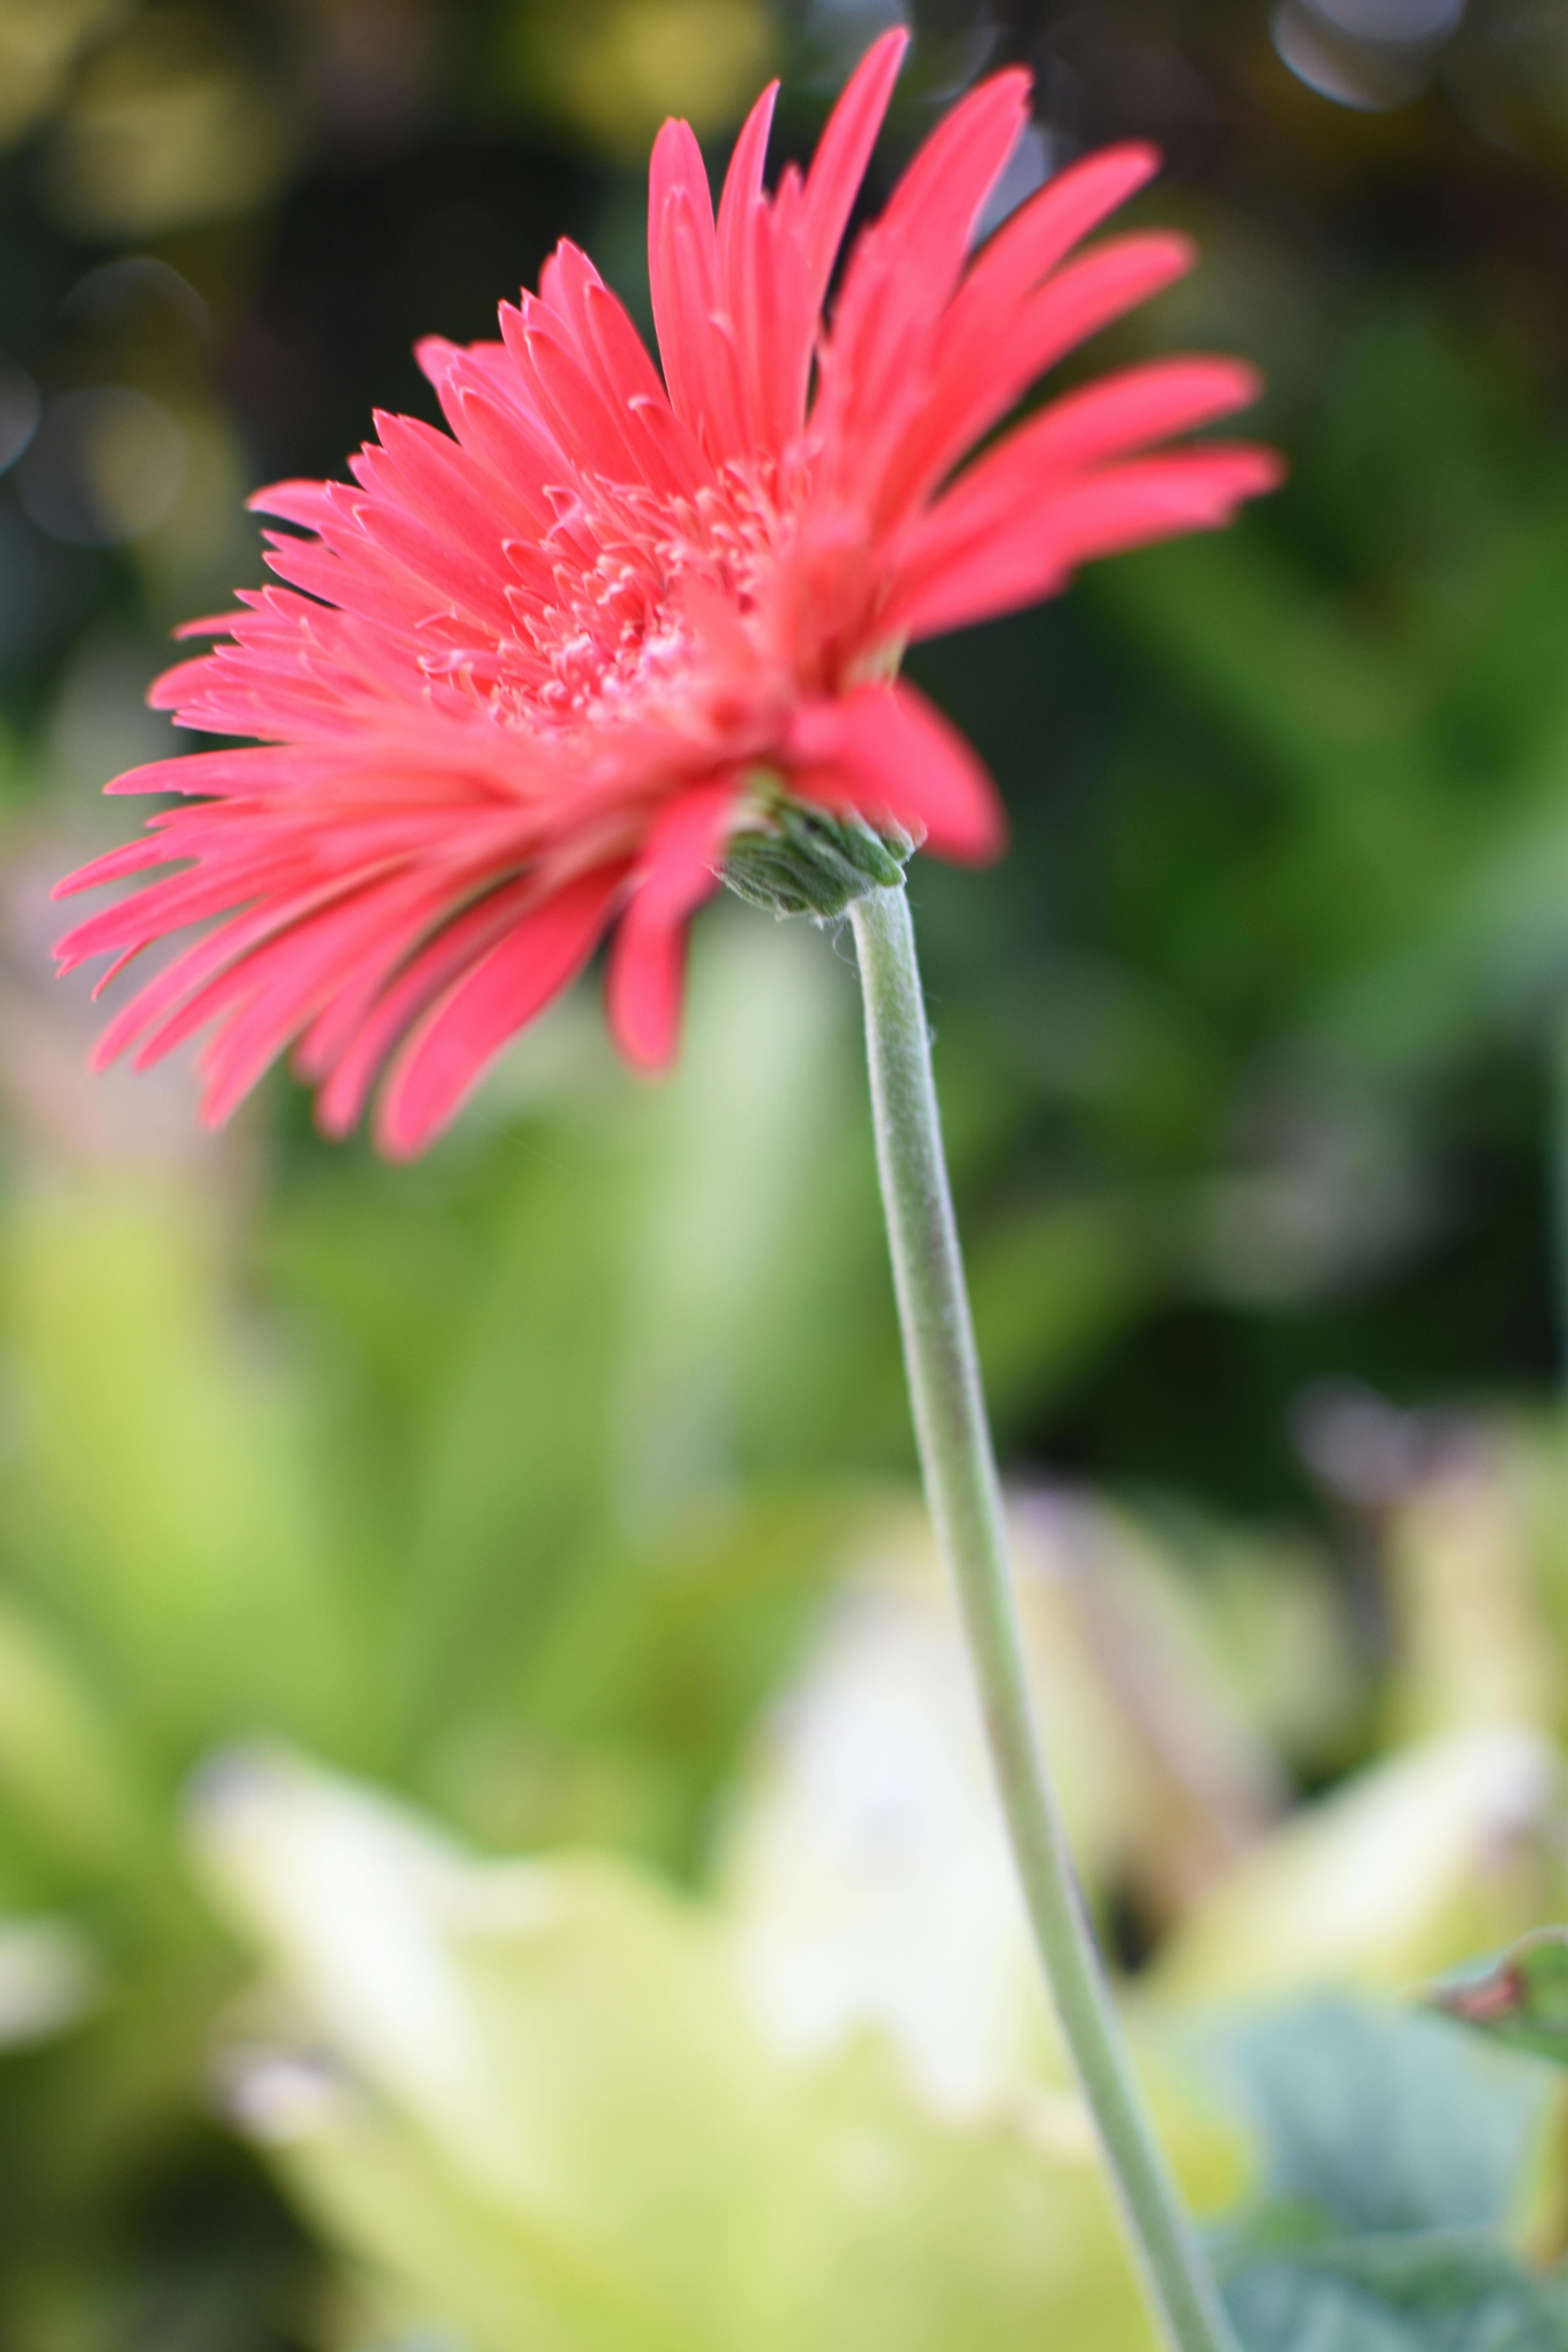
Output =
[{"x1": 723, "y1": 786, "x2": 917, "y2": 921}]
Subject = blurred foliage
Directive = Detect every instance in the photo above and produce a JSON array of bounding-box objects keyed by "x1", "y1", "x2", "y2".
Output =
[
  {"x1": 188, "y1": 1746, "x2": 1249, "y2": 2352},
  {"x1": 1210, "y1": 1998, "x2": 1568, "y2": 2351},
  {"x1": 1, "y1": 0, "x2": 1568, "y2": 2342}
]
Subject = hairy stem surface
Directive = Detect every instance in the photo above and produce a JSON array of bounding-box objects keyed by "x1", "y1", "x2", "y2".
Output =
[{"x1": 848, "y1": 882, "x2": 1238, "y2": 2352}]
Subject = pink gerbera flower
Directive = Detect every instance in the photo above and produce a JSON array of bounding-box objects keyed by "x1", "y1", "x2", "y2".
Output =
[{"x1": 54, "y1": 30, "x2": 1279, "y2": 1158}]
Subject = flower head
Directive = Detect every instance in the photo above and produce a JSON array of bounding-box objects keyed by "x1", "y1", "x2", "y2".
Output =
[{"x1": 55, "y1": 31, "x2": 1279, "y2": 1157}]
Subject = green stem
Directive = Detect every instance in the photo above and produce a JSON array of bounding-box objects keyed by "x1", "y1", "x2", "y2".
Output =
[{"x1": 848, "y1": 883, "x2": 1238, "y2": 2352}]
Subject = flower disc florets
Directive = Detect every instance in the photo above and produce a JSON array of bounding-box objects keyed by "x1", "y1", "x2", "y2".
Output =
[{"x1": 53, "y1": 29, "x2": 1280, "y2": 1157}]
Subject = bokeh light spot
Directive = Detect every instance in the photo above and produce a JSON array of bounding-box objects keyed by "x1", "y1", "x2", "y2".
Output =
[
  {"x1": 0, "y1": 356, "x2": 40, "y2": 476},
  {"x1": 0, "y1": 0, "x2": 125, "y2": 148},
  {"x1": 1271, "y1": 0, "x2": 1439, "y2": 107},
  {"x1": 59, "y1": 256, "x2": 212, "y2": 341},
  {"x1": 43, "y1": 5, "x2": 292, "y2": 237},
  {"x1": 16, "y1": 388, "x2": 188, "y2": 547},
  {"x1": 508, "y1": 0, "x2": 775, "y2": 154},
  {"x1": 1308, "y1": 0, "x2": 1463, "y2": 40}
]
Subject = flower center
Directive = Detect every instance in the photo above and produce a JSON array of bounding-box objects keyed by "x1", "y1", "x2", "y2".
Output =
[{"x1": 414, "y1": 461, "x2": 821, "y2": 749}]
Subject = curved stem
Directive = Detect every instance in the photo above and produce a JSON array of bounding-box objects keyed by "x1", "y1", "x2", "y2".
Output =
[{"x1": 848, "y1": 884, "x2": 1238, "y2": 2352}]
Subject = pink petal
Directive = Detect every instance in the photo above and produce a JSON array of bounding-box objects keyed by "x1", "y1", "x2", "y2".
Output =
[
  {"x1": 822, "y1": 69, "x2": 1033, "y2": 445},
  {"x1": 789, "y1": 682, "x2": 1006, "y2": 864},
  {"x1": 800, "y1": 28, "x2": 909, "y2": 306},
  {"x1": 880, "y1": 229, "x2": 1198, "y2": 521},
  {"x1": 94, "y1": 873, "x2": 383, "y2": 1071},
  {"x1": 868, "y1": 67, "x2": 1031, "y2": 289},
  {"x1": 895, "y1": 445, "x2": 1285, "y2": 640},
  {"x1": 955, "y1": 142, "x2": 1161, "y2": 325},
  {"x1": 93, "y1": 749, "x2": 293, "y2": 802},
  {"x1": 157, "y1": 868, "x2": 459, "y2": 1109},
  {"x1": 605, "y1": 779, "x2": 738, "y2": 1072},
  {"x1": 895, "y1": 355, "x2": 1265, "y2": 589},
  {"x1": 248, "y1": 479, "x2": 338, "y2": 529},
  {"x1": 997, "y1": 354, "x2": 1262, "y2": 476},
  {"x1": 312, "y1": 875, "x2": 541, "y2": 1133},
  {"x1": 503, "y1": 307, "x2": 651, "y2": 488},
  {"x1": 717, "y1": 79, "x2": 779, "y2": 285},
  {"x1": 648, "y1": 117, "x2": 755, "y2": 459},
  {"x1": 375, "y1": 865, "x2": 627, "y2": 1158},
  {"x1": 717, "y1": 80, "x2": 815, "y2": 453},
  {"x1": 371, "y1": 409, "x2": 541, "y2": 546}
]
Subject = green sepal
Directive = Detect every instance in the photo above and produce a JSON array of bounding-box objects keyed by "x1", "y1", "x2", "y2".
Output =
[{"x1": 722, "y1": 789, "x2": 915, "y2": 920}]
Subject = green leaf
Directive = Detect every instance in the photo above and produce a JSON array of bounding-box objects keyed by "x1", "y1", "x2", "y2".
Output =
[
  {"x1": 1433, "y1": 1932, "x2": 1568, "y2": 2068},
  {"x1": 1208, "y1": 2000, "x2": 1568, "y2": 2350},
  {"x1": 1211, "y1": 1997, "x2": 1550, "y2": 2237},
  {"x1": 1221, "y1": 2229, "x2": 1568, "y2": 2351},
  {"x1": 194, "y1": 1751, "x2": 1201, "y2": 2352}
]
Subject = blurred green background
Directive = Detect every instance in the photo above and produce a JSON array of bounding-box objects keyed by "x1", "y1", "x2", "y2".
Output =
[{"x1": 6, "y1": 0, "x2": 1568, "y2": 2346}]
